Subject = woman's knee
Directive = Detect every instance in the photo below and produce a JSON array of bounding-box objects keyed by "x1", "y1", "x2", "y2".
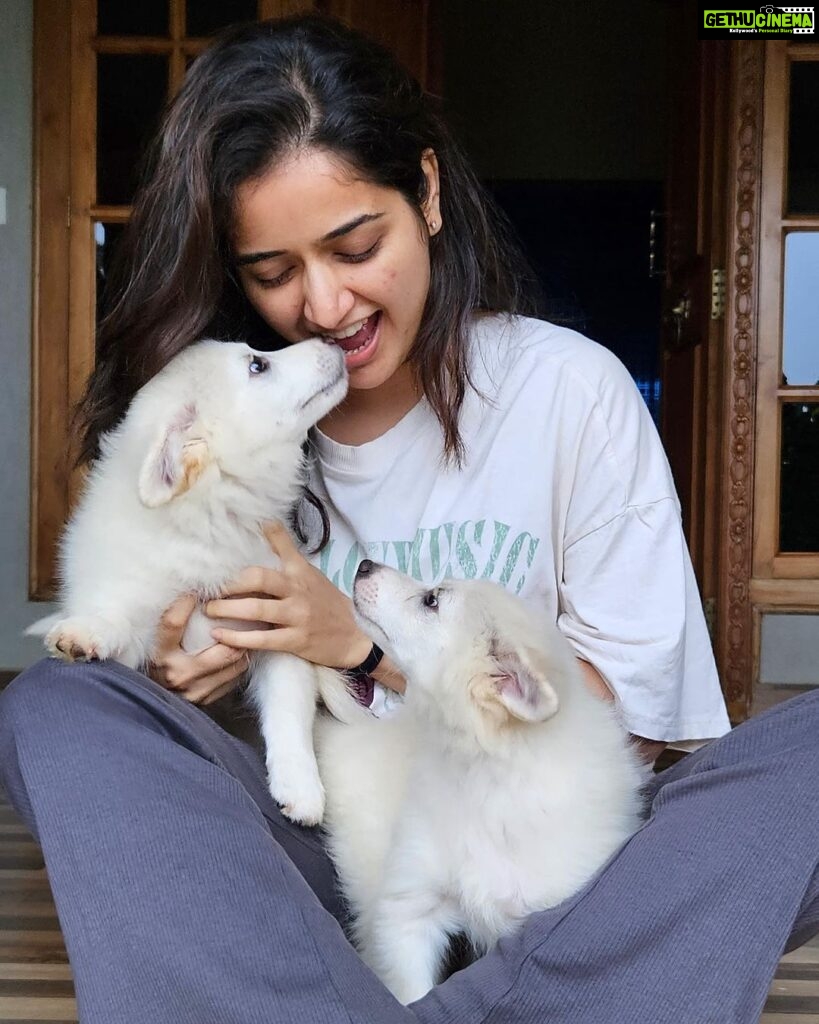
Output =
[{"x1": 0, "y1": 657, "x2": 161, "y2": 748}]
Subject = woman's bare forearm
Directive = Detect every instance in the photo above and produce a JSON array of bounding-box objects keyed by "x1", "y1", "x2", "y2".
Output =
[
  {"x1": 370, "y1": 653, "x2": 406, "y2": 694},
  {"x1": 577, "y1": 658, "x2": 665, "y2": 764}
]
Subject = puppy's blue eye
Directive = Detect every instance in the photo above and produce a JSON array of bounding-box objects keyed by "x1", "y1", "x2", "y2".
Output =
[
  {"x1": 249, "y1": 356, "x2": 269, "y2": 375},
  {"x1": 422, "y1": 591, "x2": 439, "y2": 610}
]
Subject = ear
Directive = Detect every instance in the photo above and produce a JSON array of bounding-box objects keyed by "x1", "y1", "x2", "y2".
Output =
[
  {"x1": 138, "y1": 404, "x2": 213, "y2": 508},
  {"x1": 420, "y1": 148, "x2": 441, "y2": 234},
  {"x1": 488, "y1": 644, "x2": 559, "y2": 724}
]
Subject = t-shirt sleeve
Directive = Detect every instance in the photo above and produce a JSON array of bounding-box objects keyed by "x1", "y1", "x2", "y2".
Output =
[
  {"x1": 557, "y1": 498, "x2": 730, "y2": 741},
  {"x1": 553, "y1": 347, "x2": 730, "y2": 743}
]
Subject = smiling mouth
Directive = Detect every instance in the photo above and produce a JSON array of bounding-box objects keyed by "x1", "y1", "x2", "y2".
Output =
[{"x1": 322, "y1": 311, "x2": 380, "y2": 353}]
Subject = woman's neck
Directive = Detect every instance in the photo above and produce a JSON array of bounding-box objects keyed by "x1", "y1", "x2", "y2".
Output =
[{"x1": 318, "y1": 363, "x2": 421, "y2": 446}]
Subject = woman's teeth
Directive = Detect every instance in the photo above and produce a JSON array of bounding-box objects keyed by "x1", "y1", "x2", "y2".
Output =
[
  {"x1": 323, "y1": 312, "x2": 379, "y2": 354},
  {"x1": 327, "y1": 316, "x2": 371, "y2": 341}
]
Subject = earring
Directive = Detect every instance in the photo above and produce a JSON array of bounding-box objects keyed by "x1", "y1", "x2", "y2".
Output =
[{"x1": 430, "y1": 220, "x2": 438, "y2": 232}]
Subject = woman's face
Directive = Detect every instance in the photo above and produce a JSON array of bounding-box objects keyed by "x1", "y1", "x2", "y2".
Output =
[{"x1": 231, "y1": 147, "x2": 441, "y2": 394}]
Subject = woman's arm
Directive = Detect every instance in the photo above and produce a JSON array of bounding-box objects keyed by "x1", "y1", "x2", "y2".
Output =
[
  {"x1": 205, "y1": 522, "x2": 409, "y2": 696},
  {"x1": 369, "y1": 653, "x2": 406, "y2": 694},
  {"x1": 577, "y1": 658, "x2": 666, "y2": 765}
]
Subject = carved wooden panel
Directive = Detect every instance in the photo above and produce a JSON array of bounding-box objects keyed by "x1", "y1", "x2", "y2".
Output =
[{"x1": 718, "y1": 41, "x2": 764, "y2": 718}]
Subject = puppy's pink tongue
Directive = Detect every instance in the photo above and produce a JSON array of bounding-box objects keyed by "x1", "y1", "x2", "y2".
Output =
[{"x1": 334, "y1": 313, "x2": 379, "y2": 352}]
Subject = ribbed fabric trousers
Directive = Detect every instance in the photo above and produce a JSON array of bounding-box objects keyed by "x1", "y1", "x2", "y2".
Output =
[{"x1": 1, "y1": 658, "x2": 817, "y2": 1024}]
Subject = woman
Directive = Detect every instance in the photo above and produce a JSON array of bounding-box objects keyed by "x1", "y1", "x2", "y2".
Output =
[{"x1": 1, "y1": 15, "x2": 817, "y2": 1024}]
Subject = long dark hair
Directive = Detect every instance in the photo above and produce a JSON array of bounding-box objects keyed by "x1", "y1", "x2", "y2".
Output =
[{"x1": 78, "y1": 14, "x2": 539, "y2": 472}]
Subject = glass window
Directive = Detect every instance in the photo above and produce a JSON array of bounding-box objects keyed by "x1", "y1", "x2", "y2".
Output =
[
  {"x1": 186, "y1": 1, "x2": 258, "y2": 37},
  {"x1": 780, "y1": 402, "x2": 819, "y2": 552},
  {"x1": 97, "y1": 54, "x2": 168, "y2": 206},
  {"x1": 782, "y1": 232, "x2": 819, "y2": 386},
  {"x1": 95, "y1": 222, "x2": 127, "y2": 334},
  {"x1": 97, "y1": 1, "x2": 169, "y2": 37},
  {"x1": 788, "y1": 61, "x2": 819, "y2": 214}
]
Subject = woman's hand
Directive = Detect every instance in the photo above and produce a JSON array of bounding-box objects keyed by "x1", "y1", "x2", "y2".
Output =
[
  {"x1": 205, "y1": 520, "x2": 374, "y2": 670},
  {"x1": 147, "y1": 594, "x2": 249, "y2": 705}
]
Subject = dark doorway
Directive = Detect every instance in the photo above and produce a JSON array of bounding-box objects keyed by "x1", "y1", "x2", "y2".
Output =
[{"x1": 442, "y1": 1, "x2": 673, "y2": 426}]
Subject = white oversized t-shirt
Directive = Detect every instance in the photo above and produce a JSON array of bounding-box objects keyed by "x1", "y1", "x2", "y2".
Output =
[{"x1": 306, "y1": 314, "x2": 730, "y2": 743}]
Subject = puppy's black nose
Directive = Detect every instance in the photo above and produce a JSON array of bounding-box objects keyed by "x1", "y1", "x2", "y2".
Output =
[{"x1": 356, "y1": 559, "x2": 376, "y2": 578}]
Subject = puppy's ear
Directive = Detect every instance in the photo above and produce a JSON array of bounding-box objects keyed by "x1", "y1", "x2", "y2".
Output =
[
  {"x1": 138, "y1": 404, "x2": 213, "y2": 508},
  {"x1": 486, "y1": 641, "x2": 559, "y2": 723}
]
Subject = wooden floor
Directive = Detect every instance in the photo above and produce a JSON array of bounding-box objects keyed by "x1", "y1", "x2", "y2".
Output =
[
  {"x1": 0, "y1": 792, "x2": 75, "y2": 1023},
  {"x1": 0, "y1": 790, "x2": 817, "y2": 1022}
]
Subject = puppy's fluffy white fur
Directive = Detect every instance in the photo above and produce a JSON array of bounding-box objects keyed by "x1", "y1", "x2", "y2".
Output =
[
  {"x1": 32, "y1": 338, "x2": 361, "y2": 825},
  {"x1": 316, "y1": 565, "x2": 647, "y2": 1005}
]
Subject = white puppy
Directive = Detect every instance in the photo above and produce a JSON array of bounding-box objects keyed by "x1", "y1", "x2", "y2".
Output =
[
  {"x1": 317, "y1": 561, "x2": 647, "y2": 1005},
  {"x1": 33, "y1": 338, "x2": 359, "y2": 825}
]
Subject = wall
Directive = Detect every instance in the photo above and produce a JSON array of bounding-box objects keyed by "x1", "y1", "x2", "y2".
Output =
[{"x1": 0, "y1": 0, "x2": 58, "y2": 670}]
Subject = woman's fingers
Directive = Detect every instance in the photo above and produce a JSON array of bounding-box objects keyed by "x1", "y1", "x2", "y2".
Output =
[
  {"x1": 184, "y1": 656, "x2": 250, "y2": 705},
  {"x1": 218, "y1": 568, "x2": 288, "y2": 598},
  {"x1": 200, "y1": 674, "x2": 248, "y2": 706},
  {"x1": 155, "y1": 593, "x2": 198, "y2": 653},
  {"x1": 205, "y1": 596, "x2": 281, "y2": 623},
  {"x1": 210, "y1": 625, "x2": 299, "y2": 652},
  {"x1": 262, "y1": 519, "x2": 300, "y2": 561},
  {"x1": 162, "y1": 644, "x2": 247, "y2": 691}
]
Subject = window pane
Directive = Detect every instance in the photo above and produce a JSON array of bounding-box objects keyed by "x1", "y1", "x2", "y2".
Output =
[
  {"x1": 97, "y1": 55, "x2": 168, "y2": 206},
  {"x1": 95, "y1": 222, "x2": 127, "y2": 336},
  {"x1": 780, "y1": 402, "x2": 819, "y2": 552},
  {"x1": 97, "y1": 0, "x2": 169, "y2": 37},
  {"x1": 788, "y1": 61, "x2": 819, "y2": 214},
  {"x1": 783, "y1": 232, "x2": 819, "y2": 386},
  {"x1": 186, "y1": 0, "x2": 258, "y2": 36}
]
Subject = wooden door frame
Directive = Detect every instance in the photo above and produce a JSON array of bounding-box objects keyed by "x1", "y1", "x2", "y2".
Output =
[{"x1": 715, "y1": 40, "x2": 764, "y2": 720}]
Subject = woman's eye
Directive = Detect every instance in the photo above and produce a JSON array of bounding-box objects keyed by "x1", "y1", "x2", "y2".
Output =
[
  {"x1": 249, "y1": 356, "x2": 270, "y2": 375},
  {"x1": 422, "y1": 591, "x2": 439, "y2": 610},
  {"x1": 339, "y1": 240, "x2": 381, "y2": 264},
  {"x1": 255, "y1": 268, "x2": 294, "y2": 289}
]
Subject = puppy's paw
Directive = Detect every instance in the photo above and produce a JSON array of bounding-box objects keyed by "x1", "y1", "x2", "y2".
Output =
[
  {"x1": 269, "y1": 767, "x2": 326, "y2": 827},
  {"x1": 45, "y1": 618, "x2": 115, "y2": 663}
]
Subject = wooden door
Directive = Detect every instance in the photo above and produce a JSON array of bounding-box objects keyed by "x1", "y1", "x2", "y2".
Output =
[{"x1": 659, "y1": 10, "x2": 730, "y2": 605}]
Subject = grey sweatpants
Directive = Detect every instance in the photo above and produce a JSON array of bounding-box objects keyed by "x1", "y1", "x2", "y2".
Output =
[{"x1": 1, "y1": 659, "x2": 818, "y2": 1024}]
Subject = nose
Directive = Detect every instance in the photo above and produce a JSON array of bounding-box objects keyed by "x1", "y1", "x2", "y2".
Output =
[
  {"x1": 302, "y1": 263, "x2": 355, "y2": 333},
  {"x1": 356, "y1": 559, "x2": 377, "y2": 578}
]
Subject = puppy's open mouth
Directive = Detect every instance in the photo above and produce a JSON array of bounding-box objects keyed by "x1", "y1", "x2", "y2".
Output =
[{"x1": 299, "y1": 369, "x2": 346, "y2": 411}]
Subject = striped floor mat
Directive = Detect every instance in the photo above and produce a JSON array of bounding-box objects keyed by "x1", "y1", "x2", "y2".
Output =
[{"x1": 0, "y1": 790, "x2": 816, "y2": 1022}]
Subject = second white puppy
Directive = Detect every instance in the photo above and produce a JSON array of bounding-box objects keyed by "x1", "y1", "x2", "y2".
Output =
[{"x1": 317, "y1": 561, "x2": 647, "y2": 1005}]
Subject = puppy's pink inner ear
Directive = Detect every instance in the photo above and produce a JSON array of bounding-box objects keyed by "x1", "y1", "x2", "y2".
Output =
[
  {"x1": 138, "y1": 403, "x2": 206, "y2": 508},
  {"x1": 492, "y1": 653, "x2": 559, "y2": 723},
  {"x1": 495, "y1": 670, "x2": 525, "y2": 701},
  {"x1": 157, "y1": 435, "x2": 177, "y2": 489}
]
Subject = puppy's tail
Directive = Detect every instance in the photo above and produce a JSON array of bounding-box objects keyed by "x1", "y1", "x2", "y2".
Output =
[
  {"x1": 316, "y1": 668, "x2": 374, "y2": 724},
  {"x1": 24, "y1": 613, "x2": 62, "y2": 638}
]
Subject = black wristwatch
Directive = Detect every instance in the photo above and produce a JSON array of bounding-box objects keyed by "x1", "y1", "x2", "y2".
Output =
[{"x1": 346, "y1": 642, "x2": 385, "y2": 678}]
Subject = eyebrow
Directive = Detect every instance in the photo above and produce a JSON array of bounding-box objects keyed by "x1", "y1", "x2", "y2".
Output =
[{"x1": 234, "y1": 212, "x2": 386, "y2": 267}]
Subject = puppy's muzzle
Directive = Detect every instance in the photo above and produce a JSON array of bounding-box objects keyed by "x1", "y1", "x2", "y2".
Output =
[
  {"x1": 356, "y1": 559, "x2": 379, "y2": 579},
  {"x1": 353, "y1": 560, "x2": 383, "y2": 621}
]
